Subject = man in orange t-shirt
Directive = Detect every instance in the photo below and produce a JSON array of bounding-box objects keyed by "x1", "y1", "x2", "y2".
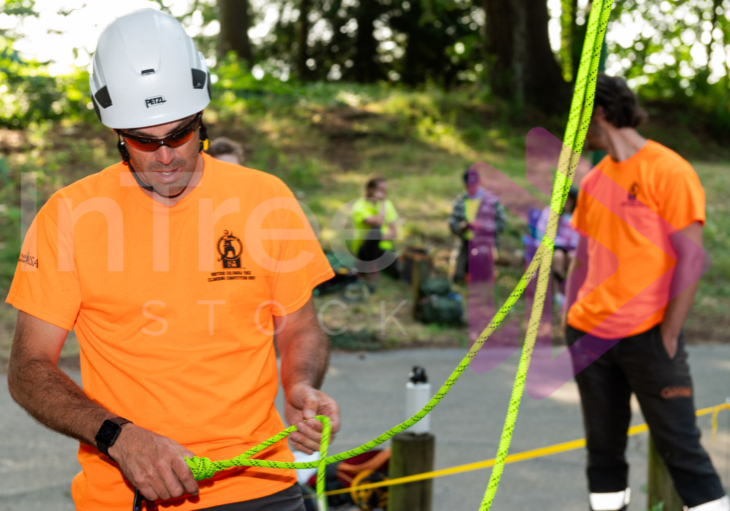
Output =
[
  {"x1": 6, "y1": 9, "x2": 338, "y2": 511},
  {"x1": 562, "y1": 75, "x2": 727, "y2": 511}
]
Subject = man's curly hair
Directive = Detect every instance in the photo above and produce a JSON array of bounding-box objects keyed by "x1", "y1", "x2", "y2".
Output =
[{"x1": 594, "y1": 73, "x2": 648, "y2": 128}]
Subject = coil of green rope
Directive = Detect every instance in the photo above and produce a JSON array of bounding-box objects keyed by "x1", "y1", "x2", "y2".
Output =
[{"x1": 185, "y1": 2, "x2": 613, "y2": 509}]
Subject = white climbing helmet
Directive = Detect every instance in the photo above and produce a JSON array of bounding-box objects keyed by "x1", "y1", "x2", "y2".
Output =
[{"x1": 90, "y1": 8, "x2": 211, "y2": 129}]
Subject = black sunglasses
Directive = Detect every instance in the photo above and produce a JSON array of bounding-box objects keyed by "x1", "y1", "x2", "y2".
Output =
[{"x1": 120, "y1": 112, "x2": 202, "y2": 152}]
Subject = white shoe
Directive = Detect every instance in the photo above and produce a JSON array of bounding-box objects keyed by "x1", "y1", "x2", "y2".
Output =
[
  {"x1": 589, "y1": 488, "x2": 630, "y2": 511},
  {"x1": 686, "y1": 496, "x2": 730, "y2": 511}
]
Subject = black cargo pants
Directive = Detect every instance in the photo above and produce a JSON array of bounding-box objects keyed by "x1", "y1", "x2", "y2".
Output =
[
  {"x1": 198, "y1": 484, "x2": 306, "y2": 511},
  {"x1": 566, "y1": 324, "x2": 725, "y2": 508}
]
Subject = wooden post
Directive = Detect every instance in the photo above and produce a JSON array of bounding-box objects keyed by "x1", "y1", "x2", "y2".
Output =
[
  {"x1": 388, "y1": 432, "x2": 434, "y2": 511},
  {"x1": 647, "y1": 436, "x2": 683, "y2": 511},
  {"x1": 411, "y1": 258, "x2": 421, "y2": 319}
]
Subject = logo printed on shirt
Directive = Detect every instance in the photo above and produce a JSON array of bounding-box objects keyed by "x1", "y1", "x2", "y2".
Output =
[
  {"x1": 628, "y1": 182, "x2": 639, "y2": 200},
  {"x1": 19, "y1": 252, "x2": 38, "y2": 268},
  {"x1": 209, "y1": 230, "x2": 256, "y2": 282},
  {"x1": 622, "y1": 182, "x2": 645, "y2": 207},
  {"x1": 218, "y1": 230, "x2": 243, "y2": 268}
]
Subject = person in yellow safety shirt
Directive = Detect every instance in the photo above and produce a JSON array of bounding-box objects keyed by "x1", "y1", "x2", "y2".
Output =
[
  {"x1": 351, "y1": 175, "x2": 399, "y2": 292},
  {"x1": 448, "y1": 169, "x2": 506, "y2": 284}
]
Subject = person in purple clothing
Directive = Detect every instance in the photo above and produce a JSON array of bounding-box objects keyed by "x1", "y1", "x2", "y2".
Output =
[{"x1": 535, "y1": 186, "x2": 579, "y2": 306}]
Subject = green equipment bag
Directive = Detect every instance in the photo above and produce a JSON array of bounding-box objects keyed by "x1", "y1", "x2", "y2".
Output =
[
  {"x1": 418, "y1": 295, "x2": 463, "y2": 325},
  {"x1": 416, "y1": 278, "x2": 463, "y2": 325},
  {"x1": 419, "y1": 277, "x2": 451, "y2": 297}
]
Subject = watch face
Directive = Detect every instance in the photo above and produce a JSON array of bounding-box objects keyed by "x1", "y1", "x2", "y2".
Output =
[{"x1": 97, "y1": 421, "x2": 120, "y2": 445}]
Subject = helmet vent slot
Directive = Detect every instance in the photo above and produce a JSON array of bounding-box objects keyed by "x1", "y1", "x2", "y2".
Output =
[
  {"x1": 192, "y1": 68, "x2": 207, "y2": 89},
  {"x1": 94, "y1": 86, "x2": 113, "y2": 109}
]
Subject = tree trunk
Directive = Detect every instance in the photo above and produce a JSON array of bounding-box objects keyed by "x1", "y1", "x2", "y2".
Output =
[
  {"x1": 399, "y1": 0, "x2": 425, "y2": 87},
  {"x1": 483, "y1": 0, "x2": 514, "y2": 99},
  {"x1": 218, "y1": 0, "x2": 253, "y2": 67},
  {"x1": 523, "y1": 0, "x2": 571, "y2": 114},
  {"x1": 297, "y1": 0, "x2": 311, "y2": 80},
  {"x1": 354, "y1": 0, "x2": 383, "y2": 83},
  {"x1": 483, "y1": 0, "x2": 570, "y2": 115}
]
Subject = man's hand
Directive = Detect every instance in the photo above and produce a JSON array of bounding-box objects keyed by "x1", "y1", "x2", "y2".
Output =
[
  {"x1": 108, "y1": 424, "x2": 199, "y2": 502},
  {"x1": 659, "y1": 323, "x2": 678, "y2": 359},
  {"x1": 285, "y1": 382, "x2": 341, "y2": 455}
]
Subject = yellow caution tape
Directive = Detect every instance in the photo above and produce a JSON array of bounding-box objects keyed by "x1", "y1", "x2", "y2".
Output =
[{"x1": 319, "y1": 402, "x2": 730, "y2": 497}]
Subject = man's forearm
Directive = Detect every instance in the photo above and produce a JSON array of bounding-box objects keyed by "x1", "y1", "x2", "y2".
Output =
[
  {"x1": 279, "y1": 329, "x2": 329, "y2": 392},
  {"x1": 8, "y1": 357, "x2": 113, "y2": 446},
  {"x1": 661, "y1": 261, "x2": 702, "y2": 339},
  {"x1": 662, "y1": 222, "x2": 706, "y2": 341}
]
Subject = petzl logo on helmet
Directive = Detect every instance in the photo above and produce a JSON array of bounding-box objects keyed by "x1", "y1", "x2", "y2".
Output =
[{"x1": 145, "y1": 96, "x2": 167, "y2": 108}]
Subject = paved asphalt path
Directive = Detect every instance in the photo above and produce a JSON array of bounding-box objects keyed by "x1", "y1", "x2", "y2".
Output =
[{"x1": 1, "y1": 346, "x2": 729, "y2": 510}]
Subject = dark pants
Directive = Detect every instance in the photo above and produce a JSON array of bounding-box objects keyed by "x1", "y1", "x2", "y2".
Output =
[
  {"x1": 357, "y1": 227, "x2": 397, "y2": 277},
  {"x1": 358, "y1": 228, "x2": 386, "y2": 264},
  {"x1": 454, "y1": 238, "x2": 468, "y2": 284},
  {"x1": 198, "y1": 484, "x2": 306, "y2": 511},
  {"x1": 566, "y1": 324, "x2": 725, "y2": 508},
  {"x1": 454, "y1": 238, "x2": 495, "y2": 284}
]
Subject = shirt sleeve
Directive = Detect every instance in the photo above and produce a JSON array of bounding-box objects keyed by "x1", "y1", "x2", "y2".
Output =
[
  {"x1": 351, "y1": 199, "x2": 370, "y2": 226},
  {"x1": 265, "y1": 186, "x2": 334, "y2": 316},
  {"x1": 494, "y1": 201, "x2": 506, "y2": 234},
  {"x1": 5, "y1": 200, "x2": 82, "y2": 331},
  {"x1": 658, "y1": 163, "x2": 705, "y2": 230},
  {"x1": 536, "y1": 207, "x2": 550, "y2": 242},
  {"x1": 385, "y1": 200, "x2": 399, "y2": 223},
  {"x1": 448, "y1": 195, "x2": 465, "y2": 236}
]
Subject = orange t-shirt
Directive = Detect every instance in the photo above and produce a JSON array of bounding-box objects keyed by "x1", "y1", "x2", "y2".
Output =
[
  {"x1": 6, "y1": 154, "x2": 334, "y2": 510},
  {"x1": 567, "y1": 140, "x2": 705, "y2": 339}
]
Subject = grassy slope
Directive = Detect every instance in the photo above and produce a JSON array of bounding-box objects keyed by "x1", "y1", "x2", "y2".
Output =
[{"x1": 0, "y1": 84, "x2": 729, "y2": 369}]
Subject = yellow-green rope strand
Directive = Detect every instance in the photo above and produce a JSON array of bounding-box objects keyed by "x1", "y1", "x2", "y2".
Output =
[
  {"x1": 184, "y1": 4, "x2": 613, "y2": 509},
  {"x1": 478, "y1": 1, "x2": 613, "y2": 509},
  {"x1": 185, "y1": 251, "x2": 545, "y2": 475}
]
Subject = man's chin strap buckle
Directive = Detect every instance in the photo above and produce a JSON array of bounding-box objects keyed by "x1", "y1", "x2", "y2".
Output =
[{"x1": 590, "y1": 488, "x2": 630, "y2": 511}]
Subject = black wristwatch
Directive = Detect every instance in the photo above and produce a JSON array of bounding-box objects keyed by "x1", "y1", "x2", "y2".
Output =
[{"x1": 95, "y1": 416, "x2": 132, "y2": 459}]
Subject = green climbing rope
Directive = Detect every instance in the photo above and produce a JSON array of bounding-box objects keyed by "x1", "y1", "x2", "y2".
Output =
[
  {"x1": 184, "y1": 2, "x2": 613, "y2": 509},
  {"x1": 479, "y1": 2, "x2": 613, "y2": 508}
]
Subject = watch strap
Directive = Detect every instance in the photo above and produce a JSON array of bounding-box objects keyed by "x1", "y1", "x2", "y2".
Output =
[{"x1": 108, "y1": 416, "x2": 132, "y2": 428}]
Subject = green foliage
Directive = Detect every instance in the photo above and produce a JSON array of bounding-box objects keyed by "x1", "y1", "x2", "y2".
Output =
[
  {"x1": 255, "y1": 0, "x2": 483, "y2": 86},
  {"x1": 608, "y1": 0, "x2": 730, "y2": 140},
  {"x1": 0, "y1": 0, "x2": 38, "y2": 21},
  {"x1": 0, "y1": 38, "x2": 59, "y2": 128},
  {"x1": 0, "y1": 38, "x2": 96, "y2": 129}
]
